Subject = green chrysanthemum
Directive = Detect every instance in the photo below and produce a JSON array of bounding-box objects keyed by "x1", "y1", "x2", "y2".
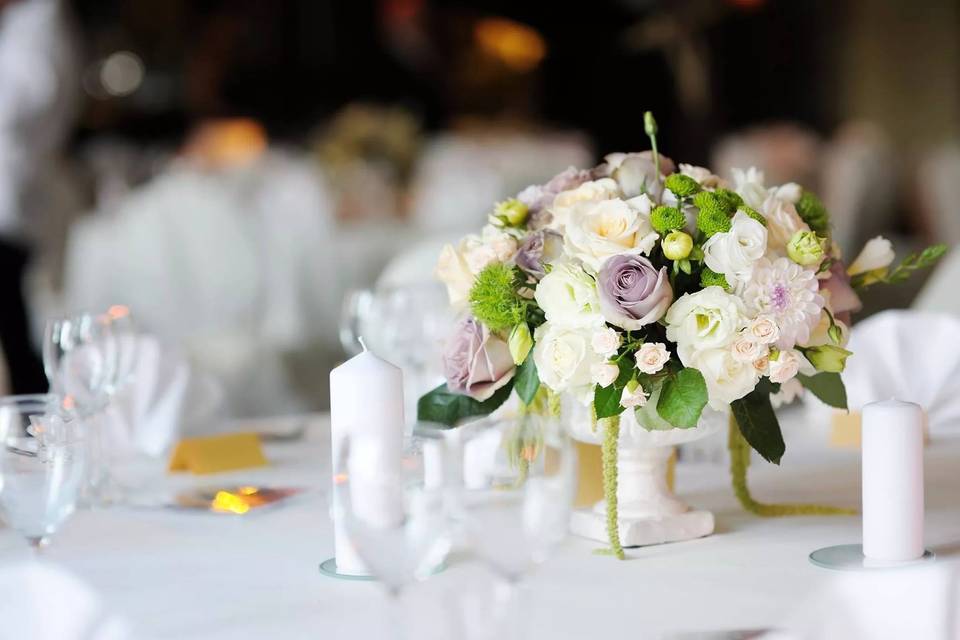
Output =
[
  {"x1": 664, "y1": 173, "x2": 701, "y2": 198},
  {"x1": 795, "y1": 190, "x2": 829, "y2": 235},
  {"x1": 738, "y1": 205, "x2": 767, "y2": 226},
  {"x1": 713, "y1": 188, "x2": 744, "y2": 213},
  {"x1": 650, "y1": 205, "x2": 686, "y2": 234},
  {"x1": 696, "y1": 204, "x2": 732, "y2": 236},
  {"x1": 469, "y1": 263, "x2": 526, "y2": 331},
  {"x1": 700, "y1": 267, "x2": 731, "y2": 291}
]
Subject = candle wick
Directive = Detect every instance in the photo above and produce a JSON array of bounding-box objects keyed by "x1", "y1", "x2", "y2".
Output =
[{"x1": 358, "y1": 336, "x2": 368, "y2": 352}]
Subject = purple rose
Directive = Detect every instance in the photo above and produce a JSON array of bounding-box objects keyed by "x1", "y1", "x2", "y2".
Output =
[
  {"x1": 598, "y1": 255, "x2": 674, "y2": 330},
  {"x1": 443, "y1": 317, "x2": 515, "y2": 401},
  {"x1": 820, "y1": 260, "x2": 862, "y2": 325},
  {"x1": 515, "y1": 230, "x2": 562, "y2": 279}
]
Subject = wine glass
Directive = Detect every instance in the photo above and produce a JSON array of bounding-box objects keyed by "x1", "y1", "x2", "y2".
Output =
[
  {"x1": 102, "y1": 305, "x2": 140, "y2": 396},
  {"x1": 339, "y1": 289, "x2": 375, "y2": 357},
  {"x1": 0, "y1": 394, "x2": 86, "y2": 552},
  {"x1": 332, "y1": 424, "x2": 452, "y2": 637},
  {"x1": 455, "y1": 413, "x2": 577, "y2": 638}
]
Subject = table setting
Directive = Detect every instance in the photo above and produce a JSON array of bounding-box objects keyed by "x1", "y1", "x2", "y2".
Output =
[{"x1": 1, "y1": 114, "x2": 958, "y2": 640}]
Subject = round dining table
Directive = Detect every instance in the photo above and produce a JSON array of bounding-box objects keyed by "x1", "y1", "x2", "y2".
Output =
[{"x1": 2, "y1": 411, "x2": 958, "y2": 639}]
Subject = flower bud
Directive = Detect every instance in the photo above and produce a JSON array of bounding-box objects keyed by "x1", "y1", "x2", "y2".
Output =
[
  {"x1": 804, "y1": 344, "x2": 852, "y2": 373},
  {"x1": 662, "y1": 231, "x2": 693, "y2": 261},
  {"x1": 492, "y1": 198, "x2": 529, "y2": 227},
  {"x1": 787, "y1": 230, "x2": 825, "y2": 266},
  {"x1": 620, "y1": 379, "x2": 648, "y2": 408},
  {"x1": 827, "y1": 323, "x2": 843, "y2": 345},
  {"x1": 643, "y1": 111, "x2": 658, "y2": 138},
  {"x1": 508, "y1": 322, "x2": 534, "y2": 365}
]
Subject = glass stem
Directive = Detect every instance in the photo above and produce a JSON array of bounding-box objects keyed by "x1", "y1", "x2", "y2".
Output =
[
  {"x1": 493, "y1": 578, "x2": 528, "y2": 640},
  {"x1": 386, "y1": 590, "x2": 407, "y2": 640}
]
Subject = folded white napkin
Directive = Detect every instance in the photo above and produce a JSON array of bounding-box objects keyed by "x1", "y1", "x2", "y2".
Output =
[
  {"x1": 768, "y1": 560, "x2": 960, "y2": 640},
  {"x1": 808, "y1": 310, "x2": 960, "y2": 439},
  {"x1": 103, "y1": 335, "x2": 224, "y2": 459},
  {"x1": 0, "y1": 562, "x2": 127, "y2": 640}
]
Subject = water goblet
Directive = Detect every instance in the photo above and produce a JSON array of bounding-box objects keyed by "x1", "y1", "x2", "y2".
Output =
[{"x1": 0, "y1": 394, "x2": 86, "y2": 553}]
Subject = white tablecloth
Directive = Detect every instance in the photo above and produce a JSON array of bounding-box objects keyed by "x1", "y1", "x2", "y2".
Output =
[{"x1": 2, "y1": 415, "x2": 959, "y2": 639}]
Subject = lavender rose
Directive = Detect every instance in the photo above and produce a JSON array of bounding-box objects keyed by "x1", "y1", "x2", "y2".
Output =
[
  {"x1": 515, "y1": 230, "x2": 562, "y2": 279},
  {"x1": 598, "y1": 255, "x2": 673, "y2": 330},
  {"x1": 820, "y1": 260, "x2": 862, "y2": 325},
  {"x1": 443, "y1": 317, "x2": 516, "y2": 401}
]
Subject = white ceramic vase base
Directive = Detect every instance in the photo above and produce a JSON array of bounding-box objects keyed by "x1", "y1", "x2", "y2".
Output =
[
  {"x1": 570, "y1": 508, "x2": 715, "y2": 547},
  {"x1": 808, "y1": 544, "x2": 936, "y2": 571}
]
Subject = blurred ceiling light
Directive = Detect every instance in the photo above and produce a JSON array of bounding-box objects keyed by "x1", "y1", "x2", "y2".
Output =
[
  {"x1": 474, "y1": 17, "x2": 546, "y2": 73},
  {"x1": 99, "y1": 51, "x2": 144, "y2": 97}
]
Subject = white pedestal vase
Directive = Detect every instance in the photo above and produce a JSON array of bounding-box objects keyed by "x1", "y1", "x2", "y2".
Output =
[{"x1": 564, "y1": 397, "x2": 724, "y2": 547}]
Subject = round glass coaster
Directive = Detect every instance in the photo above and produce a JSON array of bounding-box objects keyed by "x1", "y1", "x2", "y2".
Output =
[
  {"x1": 809, "y1": 544, "x2": 935, "y2": 571},
  {"x1": 318, "y1": 558, "x2": 376, "y2": 581}
]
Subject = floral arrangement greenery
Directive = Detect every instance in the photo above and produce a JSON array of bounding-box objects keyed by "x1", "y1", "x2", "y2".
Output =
[{"x1": 418, "y1": 112, "x2": 946, "y2": 558}]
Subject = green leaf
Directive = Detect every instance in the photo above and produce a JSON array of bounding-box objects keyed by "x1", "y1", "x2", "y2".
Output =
[
  {"x1": 514, "y1": 354, "x2": 540, "y2": 405},
  {"x1": 594, "y1": 383, "x2": 625, "y2": 420},
  {"x1": 656, "y1": 367, "x2": 708, "y2": 429},
  {"x1": 797, "y1": 372, "x2": 848, "y2": 410},
  {"x1": 417, "y1": 381, "x2": 514, "y2": 428},
  {"x1": 731, "y1": 383, "x2": 785, "y2": 464}
]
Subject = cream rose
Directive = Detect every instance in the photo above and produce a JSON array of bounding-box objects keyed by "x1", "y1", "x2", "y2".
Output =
[
  {"x1": 533, "y1": 322, "x2": 602, "y2": 401},
  {"x1": 435, "y1": 240, "x2": 476, "y2": 309},
  {"x1": 769, "y1": 348, "x2": 802, "y2": 384},
  {"x1": 563, "y1": 195, "x2": 659, "y2": 272},
  {"x1": 688, "y1": 347, "x2": 760, "y2": 410},
  {"x1": 665, "y1": 287, "x2": 748, "y2": 361},
  {"x1": 702, "y1": 210, "x2": 768, "y2": 288},
  {"x1": 635, "y1": 342, "x2": 670, "y2": 374},
  {"x1": 590, "y1": 362, "x2": 620, "y2": 388},
  {"x1": 534, "y1": 261, "x2": 602, "y2": 329},
  {"x1": 591, "y1": 326, "x2": 621, "y2": 357},
  {"x1": 548, "y1": 178, "x2": 620, "y2": 230},
  {"x1": 731, "y1": 334, "x2": 766, "y2": 363},
  {"x1": 747, "y1": 315, "x2": 781, "y2": 345}
]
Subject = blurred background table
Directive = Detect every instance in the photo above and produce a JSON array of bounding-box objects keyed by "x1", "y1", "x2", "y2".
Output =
[{"x1": 2, "y1": 413, "x2": 958, "y2": 639}]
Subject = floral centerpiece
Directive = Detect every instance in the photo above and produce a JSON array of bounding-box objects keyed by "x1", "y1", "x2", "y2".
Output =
[{"x1": 418, "y1": 113, "x2": 945, "y2": 558}]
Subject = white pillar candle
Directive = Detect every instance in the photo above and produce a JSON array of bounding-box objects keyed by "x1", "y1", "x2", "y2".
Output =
[
  {"x1": 862, "y1": 399, "x2": 925, "y2": 561},
  {"x1": 329, "y1": 342, "x2": 404, "y2": 575}
]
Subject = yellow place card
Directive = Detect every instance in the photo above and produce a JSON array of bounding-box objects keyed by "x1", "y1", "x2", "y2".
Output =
[
  {"x1": 575, "y1": 441, "x2": 603, "y2": 508},
  {"x1": 830, "y1": 410, "x2": 862, "y2": 449},
  {"x1": 168, "y1": 432, "x2": 268, "y2": 475}
]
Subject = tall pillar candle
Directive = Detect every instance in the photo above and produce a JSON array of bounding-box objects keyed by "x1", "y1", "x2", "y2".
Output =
[
  {"x1": 862, "y1": 399, "x2": 925, "y2": 561},
  {"x1": 329, "y1": 344, "x2": 405, "y2": 575}
]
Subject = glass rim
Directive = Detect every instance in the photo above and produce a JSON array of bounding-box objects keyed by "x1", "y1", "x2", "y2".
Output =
[{"x1": 0, "y1": 394, "x2": 57, "y2": 409}]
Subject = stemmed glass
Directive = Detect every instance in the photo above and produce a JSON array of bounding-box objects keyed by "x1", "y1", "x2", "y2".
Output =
[
  {"x1": 0, "y1": 395, "x2": 86, "y2": 552},
  {"x1": 455, "y1": 413, "x2": 577, "y2": 639},
  {"x1": 332, "y1": 424, "x2": 453, "y2": 638}
]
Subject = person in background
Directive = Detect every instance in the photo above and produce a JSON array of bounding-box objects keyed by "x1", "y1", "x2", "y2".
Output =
[{"x1": 0, "y1": 0, "x2": 79, "y2": 393}]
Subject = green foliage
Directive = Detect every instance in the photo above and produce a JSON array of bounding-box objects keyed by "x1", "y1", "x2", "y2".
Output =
[
  {"x1": 593, "y1": 358, "x2": 635, "y2": 419},
  {"x1": 885, "y1": 244, "x2": 948, "y2": 284},
  {"x1": 700, "y1": 267, "x2": 731, "y2": 291},
  {"x1": 797, "y1": 372, "x2": 848, "y2": 409},
  {"x1": 417, "y1": 381, "x2": 515, "y2": 427},
  {"x1": 739, "y1": 205, "x2": 767, "y2": 226},
  {"x1": 656, "y1": 367, "x2": 708, "y2": 428},
  {"x1": 514, "y1": 353, "x2": 540, "y2": 405},
  {"x1": 664, "y1": 173, "x2": 701, "y2": 198},
  {"x1": 730, "y1": 380, "x2": 785, "y2": 464},
  {"x1": 469, "y1": 263, "x2": 527, "y2": 331},
  {"x1": 696, "y1": 204, "x2": 732, "y2": 236},
  {"x1": 795, "y1": 190, "x2": 830, "y2": 236},
  {"x1": 651, "y1": 206, "x2": 686, "y2": 234}
]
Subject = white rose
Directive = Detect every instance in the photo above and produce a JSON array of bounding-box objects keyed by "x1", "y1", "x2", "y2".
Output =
[
  {"x1": 702, "y1": 210, "x2": 768, "y2": 288},
  {"x1": 481, "y1": 225, "x2": 518, "y2": 263},
  {"x1": 591, "y1": 326, "x2": 621, "y2": 357},
  {"x1": 665, "y1": 287, "x2": 747, "y2": 360},
  {"x1": 635, "y1": 342, "x2": 670, "y2": 374},
  {"x1": 435, "y1": 241, "x2": 476, "y2": 309},
  {"x1": 732, "y1": 167, "x2": 768, "y2": 209},
  {"x1": 563, "y1": 195, "x2": 659, "y2": 272},
  {"x1": 747, "y1": 315, "x2": 781, "y2": 345},
  {"x1": 590, "y1": 362, "x2": 620, "y2": 387},
  {"x1": 548, "y1": 178, "x2": 620, "y2": 230},
  {"x1": 534, "y1": 261, "x2": 603, "y2": 328},
  {"x1": 848, "y1": 236, "x2": 895, "y2": 276},
  {"x1": 533, "y1": 323, "x2": 601, "y2": 399},
  {"x1": 752, "y1": 354, "x2": 770, "y2": 375},
  {"x1": 688, "y1": 347, "x2": 760, "y2": 410},
  {"x1": 769, "y1": 348, "x2": 802, "y2": 384},
  {"x1": 730, "y1": 334, "x2": 765, "y2": 363},
  {"x1": 679, "y1": 163, "x2": 724, "y2": 188},
  {"x1": 761, "y1": 193, "x2": 808, "y2": 253},
  {"x1": 620, "y1": 381, "x2": 648, "y2": 408}
]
